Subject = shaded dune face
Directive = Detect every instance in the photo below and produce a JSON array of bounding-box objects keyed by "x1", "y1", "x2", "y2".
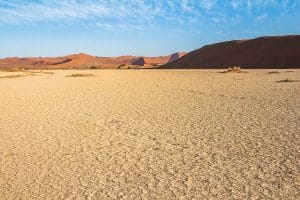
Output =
[
  {"x1": 132, "y1": 53, "x2": 186, "y2": 67},
  {"x1": 168, "y1": 52, "x2": 186, "y2": 63},
  {"x1": 162, "y1": 35, "x2": 300, "y2": 69},
  {"x1": 0, "y1": 52, "x2": 185, "y2": 70},
  {"x1": 132, "y1": 57, "x2": 145, "y2": 66},
  {"x1": 51, "y1": 58, "x2": 73, "y2": 65}
]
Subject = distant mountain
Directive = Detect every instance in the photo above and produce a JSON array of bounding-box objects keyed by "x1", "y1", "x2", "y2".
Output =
[
  {"x1": 162, "y1": 35, "x2": 300, "y2": 69},
  {"x1": 0, "y1": 52, "x2": 185, "y2": 70}
]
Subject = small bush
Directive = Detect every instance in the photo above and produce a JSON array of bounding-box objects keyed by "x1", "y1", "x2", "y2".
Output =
[
  {"x1": 0, "y1": 67, "x2": 26, "y2": 72},
  {"x1": 0, "y1": 75, "x2": 23, "y2": 79},
  {"x1": 268, "y1": 71, "x2": 280, "y2": 74},
  {"x1": 90, "y1": 66, "x2": 101, "y2": 69},
  {"x1": 41, "y1": 71, "x2": 55, "y2": 74},
  {"x1": 220, "y1": 66, "x2": 247, "y2": 73},
  {"x1": 277, "y1": 78, "x2": 299, "y2": 83},
  {"x1": 117, "y1": 64, "x2": 126, "y2": 69},
  {"x1": 66, "y1": 73, "x2": 94, "y2": 77},
  {"x1": 26, "y1": 71, "x2": 54, "y2": 74}
]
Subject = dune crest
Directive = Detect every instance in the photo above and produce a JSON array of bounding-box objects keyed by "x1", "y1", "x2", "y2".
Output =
[{"x1": 0, "y1": 52, "x2": 185, "y2": 70}]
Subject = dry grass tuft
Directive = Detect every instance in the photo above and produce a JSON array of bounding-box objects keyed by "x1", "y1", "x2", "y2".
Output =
[
  {"x1": 66, "y1": 73, "x2": 94, "y2": 77},
  {"x1": 117, "y1": 64, "x2": 127, "y2": 69},
  {"x1": 27, "y1": 71, "x2": 55, "y2": 74},
  {"x1": 0, "y1": 67, "x2": 28, "y2": 72},
  {"x1": 89, "y1": 66, "x2": 101, "y2": 69},
  {"x1": 277, "y1": 78, "x2": 299, "y2": 83},
  {"x1": 268, "y1": 71, "x2": 280, "y2": 74},
  {"x1": 220, "y1": 66, "x2": 247, "y2": 73},
  {"x1": 0, "y1": 75, "x2": 23, "y2": 79}
]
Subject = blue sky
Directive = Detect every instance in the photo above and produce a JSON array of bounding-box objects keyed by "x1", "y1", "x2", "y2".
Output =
[{"x1": 0, "y1": 0, "x2": 299, "y2": 57}]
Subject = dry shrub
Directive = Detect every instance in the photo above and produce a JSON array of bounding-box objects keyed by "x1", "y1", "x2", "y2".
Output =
[
  {"x1": 41, "y1": 71, "x2": 55, "y2": 74},
  {"x1": 220, "y1": 66, "x2": 247, "y2": 73},
  {"x1": 0, "y1": 75, "x2": 23, "y2": 79},
  {"x1": 268, "y1": 71, "x2": 280, "y2": 74},
  {"x1": 66, "y1": 73, "x2": 94, "y2": 77},
  {"x1": 90, "y1": 66, "x2": 101, "y2": 69},
  {"x1": 277, "y1": 78, "x2": 299, "y2": 83},
  {"x1": 117, "y1": 64, "x2": 140, "y2": 69},
  {"x1": 27, "y1": 71, "x2": 54, "y2": 74},
  {"x1": 0, "y1": 67, "x2": 27, "y2": 72},
  {"x1": 117, "y1": 64, "x2": 126, "y2": 69}
]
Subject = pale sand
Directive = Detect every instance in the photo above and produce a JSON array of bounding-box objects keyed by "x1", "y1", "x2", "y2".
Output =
[{"x1": 0, "y1": 69, "x2": 299, "y2": 199}]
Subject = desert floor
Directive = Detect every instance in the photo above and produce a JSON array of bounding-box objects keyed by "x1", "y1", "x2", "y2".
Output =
[{"x1": 0, "y1": 69, "x2": 299, "y2": 199}]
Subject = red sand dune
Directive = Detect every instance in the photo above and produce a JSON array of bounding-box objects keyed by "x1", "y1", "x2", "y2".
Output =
[
  {"x1": 168, "y1": 52, "x2": 186, "y2": 63},
  {"x1": 0, "y1": 52, "x2": 185, "y2": 70},
  {"x1": 131, "y1": 52, "x2": 186, "y2": 67},
  {"x1": 162, "y1": 35, "x2": 300, "y2": 69}
]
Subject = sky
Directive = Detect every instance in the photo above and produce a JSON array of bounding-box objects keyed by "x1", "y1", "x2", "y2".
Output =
[{"x1": 0, "y1": 0, "x2": 300, "y2": 57}]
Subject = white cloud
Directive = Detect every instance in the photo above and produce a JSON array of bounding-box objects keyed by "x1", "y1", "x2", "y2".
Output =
[
  {"x1": 255, "y1": 13, "x2": 268, "y2": 22},
  {"x1": 95, "y1": 22, "x2": 145, "y2": 32},
  {"x1": 0, "y1": 0, "x2": 167, "y2": 32},
  {"x1": 181, "y1": 0, "x2": 193, "y2": 12},
  {"x1": 230, "y1": 0, "x2": 287, "y2": 10},
  {"x1": 199, "y1": 0, "x2": 217, "y2": 10},
  {"x1": 0, "y1": 0, "x2": 108, "y2": 22},
  {"x1": 0, "y1": 0, "x2": 297, "y2": 29},
  {"x1": 231, "y1": 0, "x2": 240, "y2": 9}
]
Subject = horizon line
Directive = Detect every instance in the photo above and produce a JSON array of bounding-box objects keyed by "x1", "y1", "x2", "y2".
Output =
[{"x1": 1, "y1": 34, "x2": 299, "y2": 59}]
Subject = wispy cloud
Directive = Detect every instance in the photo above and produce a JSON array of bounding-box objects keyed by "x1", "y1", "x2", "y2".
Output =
[
  {"x1": 229, "y1": 0, "x2": 288, "y2": 10},
  {"x1": 255, "y1": 13, "x2": 268, "y2": 22},
  {"x1": 231, "y1": 0, "x2": 240, "y2": 10},
  {"x1": 180, "y1": 0, "x2": 193, "y2": 12},
  {"x1": 199, "y1": 0, "x2": 217, "y2": 10},
  {"x1": 0, "y1": 0, "x2": 166, "y2": 32},
  {"x1": 95, "y1": 22, "x2": 145, "y2": 32},
  {"x1": 0, "y1": 0, "x2": 298, "y2": 32},
  {"x1": 0, "y1": 0, "x2": 108, "y2": 22}
]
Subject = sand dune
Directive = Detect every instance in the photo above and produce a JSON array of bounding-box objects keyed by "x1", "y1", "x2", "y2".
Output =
[
  {"x1": 163, "y1": 35, "x2": 300, "y2": 69},
  {"x1": 0, "y1": 52, "x2": 185, "y2": 70},
  {"x1": 0, "y1": 69, "x2": 299, "y2": 199}
]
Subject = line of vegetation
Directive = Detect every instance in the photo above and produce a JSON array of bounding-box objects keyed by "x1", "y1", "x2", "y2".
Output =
[
  {"x1": 0, "y1": 75, "x2": 23, "y2": 79},
  {"x1": 277, "y1": 78, "x2": 299, "y2": 83},
  {"x1": 65, "y1": 73, "x2": 94, "y2": 77}
]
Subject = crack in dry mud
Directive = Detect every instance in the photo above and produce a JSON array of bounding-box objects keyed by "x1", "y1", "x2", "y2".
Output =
[{"x1": 0, "y1": 70, "x2": 299, "y2": 199}]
